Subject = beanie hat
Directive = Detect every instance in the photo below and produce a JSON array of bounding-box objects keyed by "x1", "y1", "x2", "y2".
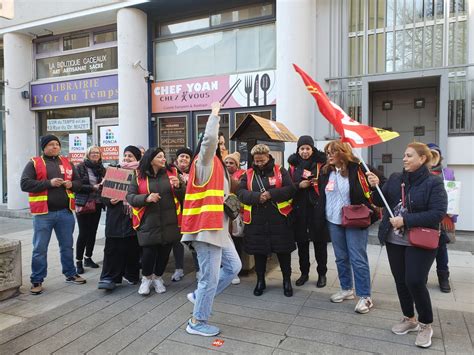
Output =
[
  {"x1": 124, "y1": 145, "x2": 142, "y2": 161},
  {"x1": 297, "y1": 135, "x2": 314, "y2": 150},
  {"x1": 224, "y1": 151, "x2": 241, "y2": 166},
  {"x1": 40, "y1": 134, "x2": 61, "y2": 151},
  {"x1": 176, "y1": 147, "x2": 193, "y2": 159},
  {"x1": 427, "y1": 143, "x2": 442, "y2": 156}
]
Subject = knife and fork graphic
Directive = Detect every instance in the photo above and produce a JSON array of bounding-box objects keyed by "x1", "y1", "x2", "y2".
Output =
[{"x1": 244, "y1": 74, "x2": 271, "y2": 107}]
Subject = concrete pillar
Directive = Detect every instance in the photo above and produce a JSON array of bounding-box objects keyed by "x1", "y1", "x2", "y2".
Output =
[
  {"x1": 117, "y1": 8, "x2": 149, "y2": 153},
  {"x1": 4, "y1": 33, "x2": 36, "y2": 210},
  {"x1": 276, "y1": 0, "x2": 316, "y2": 155}
]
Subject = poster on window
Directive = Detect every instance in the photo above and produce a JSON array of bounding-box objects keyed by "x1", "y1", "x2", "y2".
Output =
[
  {"x1": 444, "y1": 180, "x2": 461, "y2": 216},
  {"x1": 68, "y1": 133, "x2": 87, "y2": 164},
  {"x1": 99, "y1": 126, "x2": 119, "y2": 161}
]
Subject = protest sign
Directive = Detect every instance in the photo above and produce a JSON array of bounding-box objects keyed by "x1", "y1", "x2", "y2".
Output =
[{"x1": 101, "y1": 167, "x2": 134, "y2": 201}]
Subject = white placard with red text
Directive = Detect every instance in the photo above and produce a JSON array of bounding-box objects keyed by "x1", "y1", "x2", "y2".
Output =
[
  {"x1": 99, "y1": 125, "x2": 119, "y2": 160},
  {"x1": 68, "y1": 133, "x2": 87, "y2": 164}
]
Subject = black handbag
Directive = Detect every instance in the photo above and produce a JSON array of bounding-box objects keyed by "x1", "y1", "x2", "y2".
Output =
[
  {"x1": 75, "y1": 193, "x2": 89, "y2": 207},
  {"x1": 224, "y1": 194, "x2": 240, "y2": 220}
]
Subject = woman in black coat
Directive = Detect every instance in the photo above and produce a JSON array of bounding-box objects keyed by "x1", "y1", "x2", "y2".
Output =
[
  {"x1": 288, "y1": 135, "x2": 329, "y2": 288},
  {"x1": 367, "y1": 142, "x2": 447, "y2": 349},
  {"x1": 75, "y1": 146, "x2": 106, "y2": 274},
  {"x1": 126, "y1": 148, "x2": 185, "y2": 296},
  {"x1": 237, "y1": 144, "x2": 296, "y2": 297},
  {"x1": 98, "y1": 145, "x2": 142, "y2": 291}
]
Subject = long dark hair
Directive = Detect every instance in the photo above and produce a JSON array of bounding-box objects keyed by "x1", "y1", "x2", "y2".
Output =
[{"x1": 138, "y1": 147, "x2": 172, "y2": 178}]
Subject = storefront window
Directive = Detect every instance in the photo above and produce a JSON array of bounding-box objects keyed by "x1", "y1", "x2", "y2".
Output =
[
  {"x1": 63, "y1": 33, "x2": 89, "y2": 51},
  {"x1": 196, "y1": 113, "x2": 229, "y2": 146},
  {"x1": 160, "y1": 16, "x2": 209, "y2": 36},
  {"x1": 38, "y1": 107, "x2": 93, "y2": 158},
  {"x1": 156, "y1": 23, "x2": 276, "y2": 81},
  {"x1": 96, "y1": 104, "x2": 118, "y2": 119},
  {"x1": 93, "y1": 30, "x2": 117, "y2": 44},
  {"x1": 36, "y1": 39, "x2": 60, "y2": 54},
  {"x1": 211, "y1": 4, "x2": 273, "y2": 26}
]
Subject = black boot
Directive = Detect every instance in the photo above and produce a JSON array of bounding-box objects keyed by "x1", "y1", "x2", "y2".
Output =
[
  {"x1": 437, "y1": 270, "x2": 451, "y2": 293},
  {"x1": 316, "y1": 274, "x2": 327, "y2": 288},
  {"x1": 253, "y1": 273, "x2": 266, "y2": 296},
  {"x1": 84, "y1": 257, "x2": 99, "y2": 268},
  {"x1": 76, "y1": 260, "x2": 84, "y2": 274},
  {"x1": 283, "y1": 276, "x2": 293, "y2": 297},
  {"x1": 295, "y1": 273, "x2": 309, "y2": 286}
]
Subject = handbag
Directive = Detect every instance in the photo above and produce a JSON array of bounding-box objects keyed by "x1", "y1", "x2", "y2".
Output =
[
  {"x1": 407, "y1": 227, "x2": 440, "y2": 250},
  {"x1": 75, "y1": 193, "x2": 89, "y2": 207},
  {"x1": 231, "y1": 214, "x2": 245, "y2": 237},
  {"x1": 224, "y1": 194, "x2": 240, "y2": 220},
  {"x1": 76, "y1": 199, "x2": 97, "y2": 215},
  {"x1": 401, "y1": 183, "x2": 440, "y2": 250},
  {"x1": 334, "y1": 175, "x2": 372, "y2": 228},
  {"x1": 341, "y1": 204, "x2": 373, "y2": 228}
]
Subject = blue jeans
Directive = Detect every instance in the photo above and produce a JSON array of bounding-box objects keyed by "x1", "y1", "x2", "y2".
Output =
[
  {"x1": 192, "y1": 234, "x2": 242, "y2": 321},
  {"x1": 31, "y1": 209, "x2": 77, "y2": 283},
  {"x1": 328, "y1": 222, "x2": 371, "y2": 297}
]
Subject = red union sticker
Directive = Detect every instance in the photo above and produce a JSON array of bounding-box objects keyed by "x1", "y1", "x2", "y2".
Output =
[{"x1": 212, "y1": 339, "x2": 224, "y2": 347}]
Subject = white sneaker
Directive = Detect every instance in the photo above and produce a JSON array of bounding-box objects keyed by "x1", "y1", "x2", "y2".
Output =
[
  {"x1": 138, "y1": 277, "x2": 152, "y2": 295},
  {"x1": 415, "y1": 323, "x2": 433, "y2": 348},
  {"x1": 354, "y1": 297, "x2": 374, "y2": 314},
  {"x1": 330, "y1": 289, "x2": 355, "y2": 303},
  {"x1": 187, "y1": 291, "x2": 196, "y2": 304},
  {"x1": 171, "y1": 269, "x2": 184, "y2": 282},
  {"x1": 231, "y1": 276, "x2": 241, "y2": 285},
  {"x1": 152, "y1": 277, "x2": 166, "y2": 294}
]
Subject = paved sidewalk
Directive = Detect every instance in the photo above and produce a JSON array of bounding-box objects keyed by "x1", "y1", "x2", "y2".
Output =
[{"x1": 0, "y1": 216, "x2": 473, "y2": 354}]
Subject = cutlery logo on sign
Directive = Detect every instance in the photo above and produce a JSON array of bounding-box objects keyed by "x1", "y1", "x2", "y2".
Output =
[{"x1": 227, "y1": 70, "x2": 275, "y2": 108}]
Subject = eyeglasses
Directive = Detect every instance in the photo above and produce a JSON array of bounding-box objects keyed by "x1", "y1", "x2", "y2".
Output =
[
  {"x1": 89, "y1": 152, "x2": 100, "y2": 155},
  {"x1": 326, "y1": 151, "x2": 335, "y2": 157}
]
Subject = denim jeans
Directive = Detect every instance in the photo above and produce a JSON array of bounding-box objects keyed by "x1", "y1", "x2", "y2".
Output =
[
  {"x1": 328, "y1": 222, "x2": 371, "y2": 297},
  {"x1": 192, "y1": 234, "x2": 242, "y2": 321},
  {"x1": 31, "y1": 209, "x2": 77, "y2": 283}
]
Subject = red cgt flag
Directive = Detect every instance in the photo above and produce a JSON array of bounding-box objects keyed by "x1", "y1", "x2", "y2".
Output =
[{"x1": 293, "y1": 64, "x2": 399, "y2": 148}]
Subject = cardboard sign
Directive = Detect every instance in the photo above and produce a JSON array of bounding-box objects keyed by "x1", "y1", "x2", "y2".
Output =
[{"x1": 101, "y1": 167, "x2": 134, "y2": 201}]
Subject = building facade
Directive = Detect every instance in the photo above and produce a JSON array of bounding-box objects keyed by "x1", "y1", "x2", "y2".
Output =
[{"x1": 0, "y1": 0, "x2": 472, "y2": 230}]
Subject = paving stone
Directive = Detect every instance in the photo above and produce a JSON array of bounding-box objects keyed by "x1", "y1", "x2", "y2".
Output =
[
  {"x1": 0, "y1": 312, "x2": 25, "y2": 331},
  {"x1": 151, "y1": 339, "x2": 226, "y2": 354},
  {"x1": 213, "y1": 302, "x2": 295, "y2": 324},
  {"x1": 286, "y1": 324, "x2": 444, "y2": 354},
  {"x1": 215, "y1": 293, "x2": 301, "y2": 315},
  {"x1": 437, "y1": 309, "x2": 473, "y2": 354},
  {"x1": 271, "y1": 347, "x2": 306, "y2": 355},
  {"x1": 57, "y1": 280, "x2": 194, "y2": 354},
  {"x1": 168, "y1": 328, "x2": 274, "y2": 354},
  {"x1": 119, "y1": 303, "x2": 193, "y2": 354},
  {"x1": 277, "y1": 336, "x2": 374, "y2": 355},
  {"x1": 211, "y1": 311, "x2": 290, "y2": 335}
]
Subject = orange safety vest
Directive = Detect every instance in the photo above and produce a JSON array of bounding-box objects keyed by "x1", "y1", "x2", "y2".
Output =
[
  {"x1": 131, "y1": 167, "x2": 182, "y2": 230},
  {"x1": 242, "y1": 164, "x2": 293, "y2": 224},
  {"x1": 289, "y1": 162, "x2": 323, "y2": 195},
  {"x1": 181, "y1": 156, "x2": 225, "y2": 234},
  {"x1": 28, "y1": 156, "x2": 75, "y2": 215}
]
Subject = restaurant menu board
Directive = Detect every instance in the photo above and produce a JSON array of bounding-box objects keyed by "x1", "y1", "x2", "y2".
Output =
[{"x1": 159, "y1": 117, "x2": 186, "y2": 159}]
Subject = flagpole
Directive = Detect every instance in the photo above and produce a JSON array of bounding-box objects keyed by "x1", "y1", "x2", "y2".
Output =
[{"x1": 352, "y1": 150, "x2": 395, "y2": 218}]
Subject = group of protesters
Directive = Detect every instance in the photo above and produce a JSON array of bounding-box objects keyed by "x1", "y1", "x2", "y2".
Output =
[{"x1": 20, "y1": 101, "x2": 455, "y2": 347}]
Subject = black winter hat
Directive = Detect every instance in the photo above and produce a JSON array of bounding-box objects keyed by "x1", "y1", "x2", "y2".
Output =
[
  {"x1": 297, "y1": 135, "x2": 314, "y2": 150},
  {"x1": 176, "y1": 147, "x2": 193, "y2": 159},
  {"x1": 41, "y1": 134, "x2": 61, "y2": 151},
  {"x1": 124, "y1": 145, "x2": 142, "y2": 161}
]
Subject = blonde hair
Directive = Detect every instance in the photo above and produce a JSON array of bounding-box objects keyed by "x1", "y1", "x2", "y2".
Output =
[
  {"x1": 250, "y1": 144, "x2": 270, "y2": 156},
  {"x1": 407, "y1": 142, "x2": 433, "y2": 167},
  {"x1": 85, "y1": 145, "x2": 101, "y2": 160}
]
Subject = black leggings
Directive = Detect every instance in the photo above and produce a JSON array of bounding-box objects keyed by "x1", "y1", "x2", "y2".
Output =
[
  {"x1": 100, "y1": 236, "x2": 140, "y2": 283},
  {"x1": 254, "y1": 253, "x2": 291, "y2": 277},
  {"x1": 297, "y1": 240, "x2": 328, "y2": 276},
  {"x1": 141, "y1": 243, "x2": 173, "y2": 277},
  {"x1": 76, "y1": 207, "x2": 102, "y2": 260},
  {"x1": 386, "y1": 242, "x2": 437, "y2": 324}
]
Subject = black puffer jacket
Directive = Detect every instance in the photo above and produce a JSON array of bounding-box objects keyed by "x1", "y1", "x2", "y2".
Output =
[
  {"x1": 373, "y1": 165, "x2": 447, "y2": 245},
  {"x1": 126, "y1": 167, "x2": 185, "y2": 247},
  {"x1": 318, "y1": 161, "x2": 385, "y2": 228},
  {"x1": 288, "y1": 151, "x2": 329, "y2": 243},
  {"x1": 76, "y1": 159, "x2": 106, "y2": 206},
  {"x1": 237, "y1": 156, "x2": 296, "y2": 255}
]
